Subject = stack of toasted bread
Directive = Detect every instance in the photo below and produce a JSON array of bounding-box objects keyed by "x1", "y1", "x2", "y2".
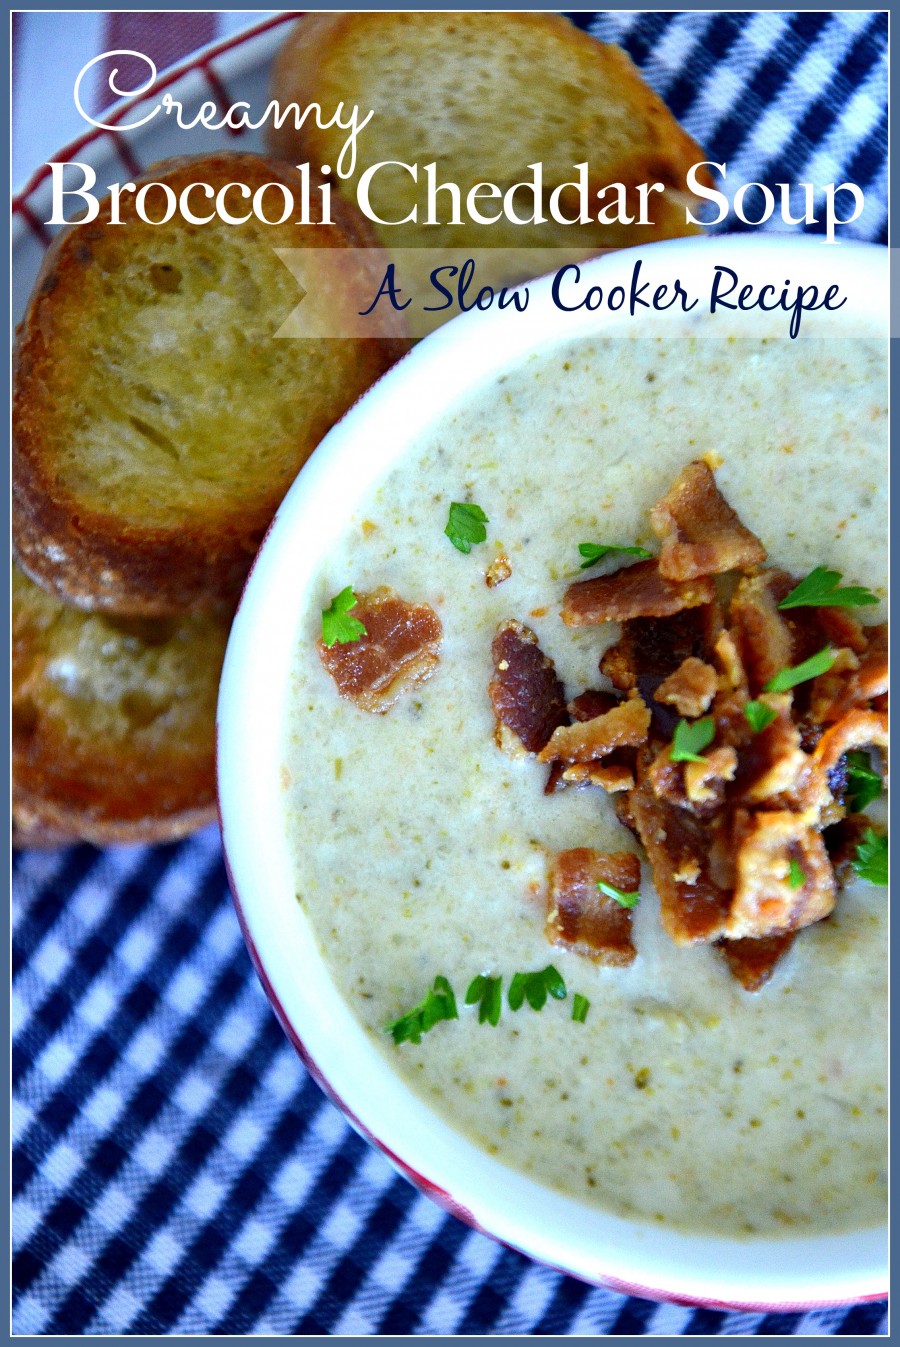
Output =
[
  {"x1": 12, "y1": 152, "x2": 406, "y2": 845},
  {"x1": 12, "y1": 14, "x2": 706, "y2": 847}
]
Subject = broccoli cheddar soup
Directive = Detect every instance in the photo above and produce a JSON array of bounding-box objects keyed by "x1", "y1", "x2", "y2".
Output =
[{"x1": 283, "y1": 335, "x2": 887, "y2": 1238}]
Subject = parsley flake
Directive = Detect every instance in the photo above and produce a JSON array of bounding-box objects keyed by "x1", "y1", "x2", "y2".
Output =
[
  {"x1": 572, "y1": 994, "x2": 590, "y2": 1024},
  {"x1": 845, "y1": 751, "x2": 883, "y2": 814},
  {"x1": 778, "y1": 566, "x2": 879, "y2": 611},
  {"x1": 385, "y1": 975, "x2": 458, "y2": 1045},
  {"x1": 578, "y1": 542, "x2": 652, "y2": 571},
  {"x1": 763, "y1": 647, "x2": 835, "y2": 694},
  {"x1": 508, "y1": 965, "x2": 566, "y2": 1012},
  {"x1": 852, "y1": 829, "x2": 888, "y2": 887},
  {"x1": 745, "y1": 700, "x2": 777, "y2": 734},
  {"x1": 465, "y1": 974, "x2": 503, "y2": 1027},
  {"x1": 788, "y1": 858, "x2": 806, "y2": 890},
  {"x1": 321, "y1": 586, "x2": 366, "y2": 647},
  {"x1": 597, "y1": 878, "x2": 640, "y2": 909},
  {"x1": 670, "y1": 716, "x2": 715, "y2": 764},
  {"x1": 445, "y1": 502, "x2": 488, "y2": 554}
]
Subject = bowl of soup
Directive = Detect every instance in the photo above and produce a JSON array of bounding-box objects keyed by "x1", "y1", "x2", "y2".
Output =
[{"x1": 217, "y1": 235, "x2": 888, "y2": 1308}]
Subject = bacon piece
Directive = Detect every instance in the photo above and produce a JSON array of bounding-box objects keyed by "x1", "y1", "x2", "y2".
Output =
[
  {"x1": 629, "y1": 783, "x2": 732, "y2": 944},
  {"x1": 811, "y1": 624, "x2": 888, "y2": 723},
  {"x1": 720, "y1": 933, "x2": 795, "y2": 992},
  {"x1": 729, "y1": 572, "x2": 793, "y2": 695},
  {"x1": 485, "y1": 554, "x2": 512, "y2": 588},
  {"x1": 646, "y1": 743, "x2": 736, "y2": 815},
  {"x1": 713, "y1": 629, "x2": 748, "y2": 695},
  {"x1": 489, "y1": 619, "x2": 568, "y2": 755},
  {"x1": 824, "y1": 814, "x2": 873, "y2": 885},
  {"x1": 317, "y1": 587, "x2": 441, "y2": 713},
  {"x1": 568, "y1": 689, "x2": 619, "y2": 722},
  {"x1": 733, "y1": 696, "x2": 807, "y2": 805},
  {"x1": 649, "y1": 460, "x2": 766, "y2": 581},
  {"x1": 561, "y1": 762, "x2": 635, "y2": 792},
  {"x1": 537, "y1": 696, "x2": 651, "y2": 765},
  {"x1": 684, "y1": 746, "x2": 738, "y2": 804},
  {"x1": 562, "y1": 560, "x2": 715, "y2": 628},
  {"x1": 809, "y1": 707, "x2": 889, "y2": 778},
  {"x1": 546, "y1": 848, "x2": 639, "y2": 965},
  {"x1": 655, "y1": 656, "x2": 718, "y2": 718},
  {"x1": 726, "y1": 809, "x2": 836, "y2": 939}
]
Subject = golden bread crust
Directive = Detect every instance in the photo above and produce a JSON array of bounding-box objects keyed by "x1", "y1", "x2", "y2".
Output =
[
  {"x1": 13, "y1": 153, "x2": 408, "y2": 614},
  {"x1": 267, "y1": 12, "x2": 712, "y2": 251},
  {"x1": 12, "y1": 565, "x2": 228, "y2": 846}
]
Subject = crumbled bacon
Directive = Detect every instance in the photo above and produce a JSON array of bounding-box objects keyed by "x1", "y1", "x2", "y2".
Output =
[
  {"x1": 629, "y1": 784, "x2": 732, "y2": 944},
  {"x1": 733, "y1": 697, "x2": 807, "y2": 805},
  {"x1": 546, "y1": 848, "x2": 639, "y2": 965},
  {"x1": 729, "y1": 572, "x2": 793, "y2": 695},
  {"x1": 489, "y1": 620, "x2": 568, "y2": 755},
  {"x1": 809, "y1": 707, "x2": 889, "y2": 778},
  {"x1": 485, "y1": 460, "x2": 886, "y2": 992},
  {"x1": 562, "y1": 559, "x2": 715, "y2": 627},
  {"x1": 485, "y1": 554, "x2": 512, "y2": 589},
  {"x1": 684, "y1": 746, "x2": 738, "y2": 804},
  {"x1": 318, "y1": 587, "x2": 442, "y2": 713},
  {"x1": 726, "y1": 810, "x2": 836, "y2": 939},
  {"x1": 561, "y1": 762, "x2": 635, "y2": 792},
  {"x1": 568, "y1": 689, "x2": 619, "y2": 722},
  {"x1": 537, "y1": 696, "x2": 650, "y2": 765},
  {"x1": 720, "y1": 933, "x2": 795, "y2": 992},
  {"x1": 655, "y1": 656, "x2": 718, "y2": 718},
  {"x1": 649, "y1": 460, "x2": 767, "y2": 581},
  {"x1": 811, "y1": 624, "x2": 887, "y2": 723}
]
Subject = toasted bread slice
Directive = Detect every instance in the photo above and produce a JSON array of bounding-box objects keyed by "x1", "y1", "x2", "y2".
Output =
[
  {"x1": 13, "y1": 153, "x2": 408, "y2": 614},
  {"x1": 268, "y1": 12, "x2": 710, "y2": 253},
  {"x1": 12, "y1": 564, "x2": 229, "y2": 846}
]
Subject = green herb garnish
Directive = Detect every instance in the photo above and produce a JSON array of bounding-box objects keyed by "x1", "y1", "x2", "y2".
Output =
[
  {"x1": 572, "y1": 994, "x2": 590, "y2": 1024},
  {"x1": 763, "y1": 647, "x2": 835, "y2": 694},
  {"x1": 670, "y1": 716, "x2": 715, "y2": 764},
  {"x1": 578, "y1": 542, "x2": 653, "y2": 571},
  {"x1": 445, "y1": 501, "x2": 488, "y2": 554},
  {"x1": 321, "y1": 586, "x2": 367, "y2": 647},
  {"x1": 852, "y1": 829, "x2": 888, "y2": 887},
  {"x1": 788, "y1": 858, "x2": 806, "y2": 890},
  {"x1": 385, "y1": 975, "x2": 458, "y2": 1045},
  {"x1": 508, "y1": 965, "x2": 566, "y2": 1012},
  {"x1": 465, "y1": 974, "x2": 503, "y2": 1027},
  {"x1": 744, "y1": 700, "x2": 777, "y2": 734},
  {"x1": 845, "y1": 751, "x2": 883, "y2": 814},
  {"x1": 778, "y1": 566, "x2": 879, "y2": 611},
  {"x1": 597, "y1": 879, "x2": 640, "y2": 909}
]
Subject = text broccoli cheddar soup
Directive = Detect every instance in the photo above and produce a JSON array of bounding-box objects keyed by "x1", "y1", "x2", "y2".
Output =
[{"x1": 283, "y1": 336, "x2": 887, "y2": 1237}]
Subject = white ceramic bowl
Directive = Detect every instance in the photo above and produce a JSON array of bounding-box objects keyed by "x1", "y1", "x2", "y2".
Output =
[{"x1": 217, "y1": 235, "x2": 888, "y2": 1309}]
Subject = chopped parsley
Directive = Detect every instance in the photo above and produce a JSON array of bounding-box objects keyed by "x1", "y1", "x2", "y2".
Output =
[
  {"x1": 465, "y1": 974, "x2": 503, "y2": 1027},
  {"x1": 852, "y1": 829, "x2": 888, "y2": 887},
  {"x1": 508, "y1": 965, "x2": 566, "y2": 1012},
  {"x1": 788, "y1": 858, "x2": 806, "y2": 890},
  {"x1": 763, "y1": 646, "x2": 835, "y2": 694},
  {"x1": 597, "y1": 878, "x2": 640, "y2": 909},
  {"x1": 572, "y1": 994, "x2": 590, "y2": 1024},
  {"x1": 670, "y1": 716, "x2": 715, "y2": 763},
  {"x1": 744, "y1": 700, "x2": 777, "y2": 734},
  {"x1": 321, "y1": 586, "x2": 366, "y2": 647},
  {"x1": 385, "y1": 975, "x2": 458, "y2": 1045},
  {"x1": 845, "y1": 750, "x2": 883, "y2": 814},
  {"x1": 778, "y1": 566, "x2": 879, "y2": 611},
  {"x1": 578, "y1": 542, "x2": 652, "y2": 571},
  {"x1": 445, "y1": 501, "x2": 488, "y2": 553}
]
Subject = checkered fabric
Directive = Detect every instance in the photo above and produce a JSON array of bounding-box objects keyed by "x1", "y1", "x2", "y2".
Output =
[{"x1": 12, "y1": 11, "x2": 888, "y2": 1336}]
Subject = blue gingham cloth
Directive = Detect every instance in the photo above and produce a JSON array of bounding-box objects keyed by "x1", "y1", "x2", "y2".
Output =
[{"x1": 12, "y1": 11, "x2": 888, "y2": 1335}]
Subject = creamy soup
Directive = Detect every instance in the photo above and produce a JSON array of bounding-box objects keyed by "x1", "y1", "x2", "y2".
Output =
[{"x1": 283, "y1": 335, "x2": 887, "y2": 1237}]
